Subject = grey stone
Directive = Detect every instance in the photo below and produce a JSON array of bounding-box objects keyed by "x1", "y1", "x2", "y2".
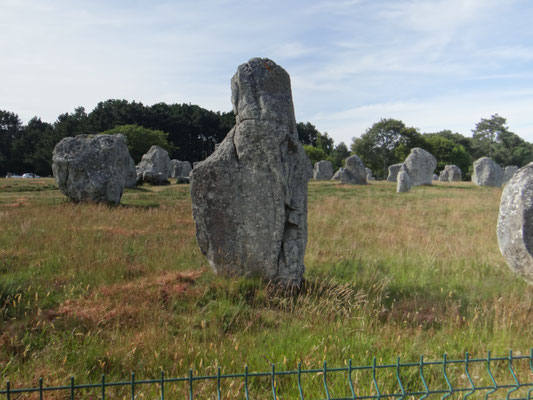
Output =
[
  {"x1": 439, "y1": 169, "x2": 449, "y2": 182},
  {"x1": 190, "y1": 58, "x2": 309, "y2": 287},
  {"x1": 341, "y1": 155, "x2": 367, "y2": 185},
  {"x1": 445, "y1": 164, "x2": 462, "y2": 182},
  {"x1": 52, "y1": 134, "x2": 132, "y2": 204},
  {"x1": 387, "y1": 163, "x2": 403, "y2": 182},
  {"x1": 136, "y1": 145, "x2": 171, "y2": 185},
  {"x1": 403, "y1": 148, "x2": 436, "y2": 186},
  {"x1": 396, "y1": 168, "x2": 411, "y2": 193},
  {"x1": 193, "y1": 161, "x2": 202, "y2": 168},
  {"x1": 170, "y1": 160, "x2": 193, "y2": 179},
  {"x1": 497, "y1": 162, "x2": 533, "y2": 284},
  {"x1": 366, "y1": 167, "x2": 375, "y2": 180},
  {"x1": 432, "y1": 174, "x2": 439, "y2": 180},
  {"x1": 332, "y1": 168, "x2": 344, "y2": 180},
  {"x1": 472, "y1": 157, "x2": 503, "y2": 187},
  {"x1": 176, "y1": 176, "x2": 190, "y2": 184},
  {"x1": 124, "y1": 156, "x2": 137, "y2": 188},
  {"x1": 503, "y1": 165, "x2": 518, "y2": 184},
  {"x1": 313, "y1": 160, "x2": 333, "y2": 180}
]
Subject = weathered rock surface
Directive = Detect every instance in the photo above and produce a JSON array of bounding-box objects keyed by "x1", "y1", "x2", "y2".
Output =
[
  {"x1": 52, "y1": 134, "x2": 132, "y2": 204},
  {"x1": 125, "y1": 157, "x2": 137, "y2": 188},
  {"x1": 472, "y1": 157, "x2": 503, "y2": 187},
  {"x1": 446, "y1": 164, "x2": 462, "y2": 182},
  {"x1": 313, "y1": 160, "x2": 333, "y2": 180},
  {"x1": 403, "y1": 148, "x2": 436, "y2": 186},
  {"x1": 136, "y1": 146, "x2": 171, "y2": 185},
  {"x1": 190, "y1": 58, "x2": 309, "y2": 286},
  {"x1": 366, "y1": 167, "x2": 375, "y2": 180},
  {"x1": 432, "y1": 174, "x2": 439, "y2": 181},
  {"x1": 396, "y1": 168, "x2": 411, "y2": 193},
  {"x1": 341, "y1": 155, "x2": 367, "y2": 185},
  {"x1": 332, "y1": 168, "x2": 344, "y2": 180},
  {"x1": 387, "y1": 163, "x2": 403, "y2": 182},
  {"x1": 497, "y1": 163, "x2": 533, "y2": 284},
  {"x1": 439, "y1": 169, "x2": 449, "y2": 182},
  {"x1": 170, "y1": 160, "x2": 192, "y2": 179},
  {"x1": 503, "y1": 165, "x2": 518, "y2": 184}
]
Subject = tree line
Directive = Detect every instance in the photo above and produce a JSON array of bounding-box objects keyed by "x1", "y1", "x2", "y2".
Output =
[{"x1": 1, "y1": 99, "x2": 531, "y2": 180}]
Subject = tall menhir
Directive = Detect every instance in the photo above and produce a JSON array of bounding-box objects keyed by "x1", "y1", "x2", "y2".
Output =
[{"x1": 190, "y1": 58, "x2": 310, "y2": 287}]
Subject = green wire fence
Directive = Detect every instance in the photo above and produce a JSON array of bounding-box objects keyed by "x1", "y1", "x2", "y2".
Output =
[{"x1": 3, "y1": 350, "x2": 533, "y2": 399}]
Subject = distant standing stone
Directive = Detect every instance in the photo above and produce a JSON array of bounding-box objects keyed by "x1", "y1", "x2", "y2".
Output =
[
  {"x1": 472, "y1": 157, "x2": 503, "y2": 187},
  {"x1": 52, "y1": 134, "x2": 133, "y2": 204},
  {"x1": 432, "y1": 174, "x2": 439, "y2": 181},
  {"x1": 190, "y1": 58, "x2": 309, "y2": 286},
  {"x1": 124, "y1": 156, "x2": 137, "y2": 188},
  {"x1": 439, "y1": 169, "x2": 449, "y2": 182},
  {"x1": 366, "y1": 167, "x2": 375, "y2": 180},
  {"x1": 332, "y1": 168, "x2": 344, "y2": 180},
  {"x1": 403, "y1": 148, "x2": 436, "y2": 186},
  {"x1": 396, "y1": 168, "x2": 411, "y2": 193},
  {"x1": 497, "y1": 163, "x2": 533, "y2": 283},
  {"x1": 170, "y1": 160, "x2": 193, "y2": 179},
  {"x1": 341, "y1": 155, "x2": 367, "y2": 185},
  {"x1": 446, "y1": 165, "x2": 462, "y2": 182},
  {"x1": 387, "y1": 163, "x2": 403, "y2": 182},
  {"x1": 313, "y1": 160, "x2": 333, "y2": 180},
  {"x1": 136, "y1": 145, "x2": 171, "y2": 185},
  {"x1": 503, "y1": 165, "x2": 518, "y2": 184}
]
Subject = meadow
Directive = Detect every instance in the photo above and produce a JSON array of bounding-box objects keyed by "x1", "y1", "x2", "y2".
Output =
[{"x1": 1, "y1": 178, "x2": 532, "y2": 399}]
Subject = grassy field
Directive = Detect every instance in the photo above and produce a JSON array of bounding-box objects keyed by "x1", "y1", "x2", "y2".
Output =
[{"x1": 1, "y1": 177, "x2": 532, "y2": 398}]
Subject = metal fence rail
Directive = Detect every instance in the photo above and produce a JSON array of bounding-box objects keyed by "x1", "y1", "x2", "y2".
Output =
[{"x1": 3, "y1": 350, "x2": 533, "y2": 399}]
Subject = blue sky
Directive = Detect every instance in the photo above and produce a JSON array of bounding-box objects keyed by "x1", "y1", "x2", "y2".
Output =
[{"x1": 2, "y1": 0, "x2": 533, "y2": 145}]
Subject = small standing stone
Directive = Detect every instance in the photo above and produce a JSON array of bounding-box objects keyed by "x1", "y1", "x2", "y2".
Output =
[
  {"x1": 497, "y1": 162, "x2": 533, "y2": 283},
  {"x1": 332, "y1": 168, "x2": 344, "y2": 180},
  {"x1": 52, "y1": 134, "x2": 133, "y2": 204},
  {"x1": 503, "y1": 165, "x2": 518, "y2": 184},
  {"x1": 439, "y1": 169, "x2": 449, "y2": 182},
  {"x1": 445, "y1": 165, "x2": 462, "y2": 182},
  {"x1": 136, "y1": 145, "x2": 172, "y2": 185},
  {"x1": 472, "y1": 157, "x2": 503, "y2": 187},
  {"x1": 366, "y1": 167, "x2": 375, "y2": 180},
  {"x1": 170, "y1": 160, "x2": 193, "y2": 179},
  {"x1": 313, "y1": 160, "x2": 334, "y2": 180},
  {"x1": 387, "y1": 163, "x2": 403, "y2": 182},
  {"x1": 396, "y1": 168, "x2": 411, "y2": 193},
  {"x1": 340, "y1": 155, "x2": 367, "y2": 185},
  {"x1": 403, "y1": 148, "x2": 436, "y2": 186}
]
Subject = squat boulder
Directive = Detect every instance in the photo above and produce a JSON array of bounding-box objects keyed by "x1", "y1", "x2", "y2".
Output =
[
  {"x1": 341, "y1": 155, "x2": 367, "y2": 185},
  {"x1": 472, "y1": 157, "x2": 503, "y2": 187},
  {"x1": 403, "y1": 148, "x2": 436, "y2": 186},
  {"x1": 313, "y1": 160, "x2": 333, "y2": 180}
]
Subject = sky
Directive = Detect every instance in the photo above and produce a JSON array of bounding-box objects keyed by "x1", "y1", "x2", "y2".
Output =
[{"x1": 2, "y1": 0, "x2": 533, "y2": 145}]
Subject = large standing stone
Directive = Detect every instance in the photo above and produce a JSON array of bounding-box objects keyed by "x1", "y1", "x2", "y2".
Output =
[
  {"x1": 190, "y1": 58, "x2": 309, "y2": 286},
  {"x1": 52, "y1": 134, "x2": 133, "y2": 204},
  {"x1": 313, "y1": 160, "x2": 333, "y2": 180},
  {"x1": 340, "y1": 155, "x2": 367, "y2": 185},
  {"x1": 136, "y1": 146, "x2": 171, "y2": 185},
  {"x1": 403, "y1": 148, "x2": 436, "y2": 186},
  {"x1": 472, "y1": 157, "x2": 503, "y2": 187},
  {"x1": 387, "y1": 163, "x2": 403, "y2": 182},
  {"x1": 332, "y1": 168, "x2": 344, "y2": 180},
  {"x1": 396, "y1": 168, "x2": 411, "y2": 193},
  {"x1": 170, "y1": 160, "x2": 193, "y2": 179},
  {"x1": 503, "y1": 165, "x2": 518, "y2": 184},
  {"x1": 445, "y1": 164, "x2": 462, "y2": 182},
  {"x1": 497, "y1": 163, "x2": 533, "y2": 283}
]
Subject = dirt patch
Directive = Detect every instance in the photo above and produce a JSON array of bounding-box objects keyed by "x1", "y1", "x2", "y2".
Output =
[
  {"x1": 56, "y1": 270, "x2": 204, "y2": 327},
  {"x1": 3, "y1": 197, "x2": 30, "y2": 207}
]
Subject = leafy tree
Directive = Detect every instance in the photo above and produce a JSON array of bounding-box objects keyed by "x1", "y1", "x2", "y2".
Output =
[
  {"x1": 423, "y1": 134, "x2": 471, "y2": 179},
  {"x1": 100, "y1": 124, "x2": 174, "y2": 164},
  {"x1": 0, "y1": 110, "x2": 22, "y2": 175},
  {"x1": 316, "y1": 132, "x2": 334, "y2": 156},
  {"x1": 327, "y1": 142, "x2": 350, "y2": 171},
  {"x1": 297, "y1": 122, "x2": 320, "y2": 146},
  {"x1": 493, "y1": 130, "x2": 533, "y2": 167},
  {"x1": 303, "y1": 145, "x2": 327, "y2": 165},
  {"x1": 471, "y1": 114, "x2": 508, "y2": 158},
  {"x1": 351, "y1": 118, "x2": 425, "y2": 179}
]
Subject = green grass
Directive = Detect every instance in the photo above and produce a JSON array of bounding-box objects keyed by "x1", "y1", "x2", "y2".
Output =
[{"x1": 1, "y1": 178, "x2": 531, "y2": 398}]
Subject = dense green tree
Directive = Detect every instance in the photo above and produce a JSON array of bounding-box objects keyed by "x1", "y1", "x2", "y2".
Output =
[
  {"x1": 316, "y1": 132, "x2": 334, "y2": 156},
  {"x1": 297, "y1": 122, "x2": 320, "y2": 146},
  {"x1": 327, "y1": 142, "x2": 350, "y2": 170},
  {"x1": 303, "y1": 145, "x2": 327, "y2": 165},
  {"x1": 423, "y1": 134, "x2": 471, "y2": 178},
  {"x1": 0, "y1": 110, "x2": 22, "y2": 175},
  {"x1": 493, "y1": 129, "x2": 533, "y2": 167},
  {"x1": 100, "y1": 124, "x2": 174, "y2": 164},
  {"x1": 471, "y1": 114, "x2": 507, "y2": 159},
  {"x1": 351, "y1": 118, "x2": 425, "y2": 179}
]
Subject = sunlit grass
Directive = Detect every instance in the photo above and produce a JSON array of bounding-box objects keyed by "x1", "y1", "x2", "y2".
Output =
[{"x1": 1, "y1": 177, "x2": 531, "y2": 398}]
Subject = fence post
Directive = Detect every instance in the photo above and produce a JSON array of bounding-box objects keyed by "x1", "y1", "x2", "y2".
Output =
[
  {"x1": 70, "y1": 376, "x2": 75, "y2": 400},
  {"x1": 160, "y1": 370, "x2": 164, "y2": 400},
  {"x1": 101, "y1": 374, "x2": 105, "y2": 400},
  {"x1": 396, "y1": 357, "x2": 405, "y2": 400}
]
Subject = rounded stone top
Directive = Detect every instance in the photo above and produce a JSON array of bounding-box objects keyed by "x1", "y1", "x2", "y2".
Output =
[{"x1": 231, "y1": 58, "x2": 296, "y2": 126}]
